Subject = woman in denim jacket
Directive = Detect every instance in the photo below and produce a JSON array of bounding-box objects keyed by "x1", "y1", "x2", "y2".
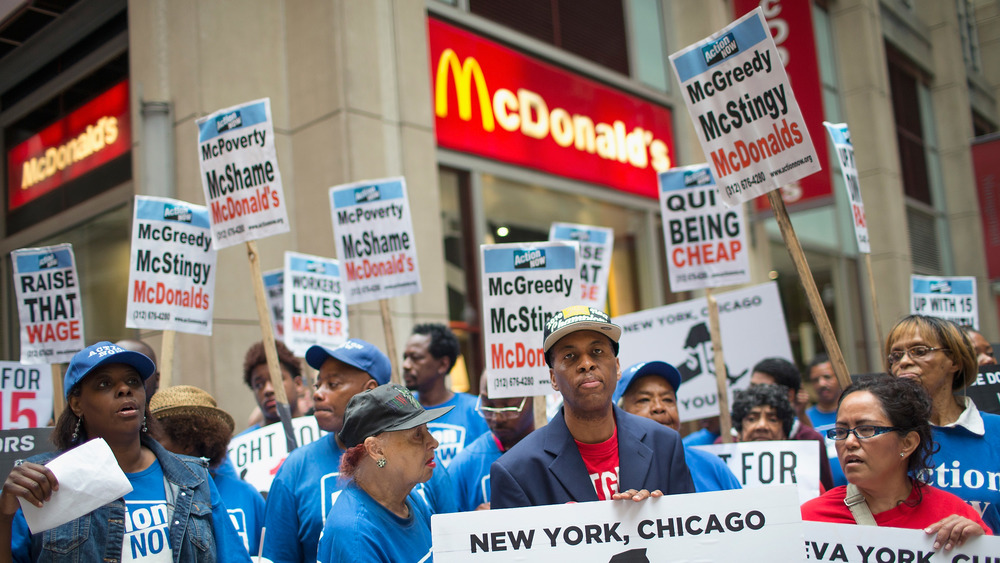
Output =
[{"x1": 0, "y1": 342, "x2": 250, "y2": 563}]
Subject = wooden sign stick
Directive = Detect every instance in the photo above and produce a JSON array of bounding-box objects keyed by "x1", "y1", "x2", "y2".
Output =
[
  {"x1": 379, "y1": 299, "x2": 400, "y2": 385},
  {"x1": 705, "y1": 287, "x2": 734, "y2": 443},
  {"x1": 159, "y1": 330, "x2": 176, "y2": 388},
  {"x1": 863, "y1": 254, "x2": 885, "y2": 352},
  {"x1": 51, "y1": 364, "x2": 64, "y2": 419}
]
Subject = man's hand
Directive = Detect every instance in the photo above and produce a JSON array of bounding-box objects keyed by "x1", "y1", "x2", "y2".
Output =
[{"x1": 611, "y1": 489, "x2": 663, "y2": 502}]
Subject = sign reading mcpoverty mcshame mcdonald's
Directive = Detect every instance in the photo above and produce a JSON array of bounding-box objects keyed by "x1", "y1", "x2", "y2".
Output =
[{"x1": 428, "y1": 18, "x2": 675, "y2": 199}]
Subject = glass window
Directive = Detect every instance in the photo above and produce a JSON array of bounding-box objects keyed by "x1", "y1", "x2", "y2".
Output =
[{"x1": 629, "y1": 0, "x2": 669, "y2": 91}]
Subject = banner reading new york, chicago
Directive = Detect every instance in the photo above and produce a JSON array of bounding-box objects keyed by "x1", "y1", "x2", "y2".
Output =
[
  {"x1": 12, "y1": 244, "x2": 84, "y2": 364},
  {"x1": 548, "y1": 223, "x2": 613, "y2": 308},
  {"x1": 282, "y1": 251, "x2": 347, "y2": 356}
]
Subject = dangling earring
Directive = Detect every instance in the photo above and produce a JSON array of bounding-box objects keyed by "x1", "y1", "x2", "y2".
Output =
[
  {"x1": 376, "y1": 458, "x2": 387, "y2": 468},
  {"x1": 142, "y1": 416, "x2": 148, "y2": 433},
  {"x1": 72, "y1": 417, "x2": 82, "y2": 442}
]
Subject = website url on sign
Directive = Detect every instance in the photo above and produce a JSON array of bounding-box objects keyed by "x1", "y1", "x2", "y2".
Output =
[{"x1": 770, "y1": 155, "x2": 813, "y2": 177}]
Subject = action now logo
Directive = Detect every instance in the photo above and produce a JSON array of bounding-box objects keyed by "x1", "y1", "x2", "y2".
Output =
[
  {"x1": 568, "y1": 230, "x2": 590, "y2": 242},
  {"x1": 930, "y1": 282, "x2": 952, "y2": 294},
  {"x1": 37, "y1": 253, "x2": 58, "y2": 270},
  {"x1": 215, "y1": 111, "x2": 242, "y2": 133},
  {"x1": 702, "y1": 33, "x2": 739, "y2": 66},
  {"x1": 306, "y1": 261, "x2": 325, "y2": 273},
  {"x1": 684, "y1": 168, "x2": 712, "y2": 187},
  {"x1": 354, "y1": 186, "x2": 381, "y2": 203},
  {"x1": 513, "y1": 249, "x2": 546, "y2": 269},
  {"x1": 163, "y1": 204, "x2": 192, "y2": 223}
]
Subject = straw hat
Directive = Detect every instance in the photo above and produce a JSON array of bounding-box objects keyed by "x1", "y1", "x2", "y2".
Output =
[{"x1": 149, "y1": 385, "x2": 235, "y2": 433}]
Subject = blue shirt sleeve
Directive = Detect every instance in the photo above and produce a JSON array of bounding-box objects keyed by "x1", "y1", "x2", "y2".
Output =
[
  {"x1": 208, "y1": 474, "x2": 253, "y2": 563},
  {"x1": 10, "y1": 509, "x2": 31, "y2": 563},
  {"x1": 260, "y1": 476, "x2": 303, "y2": 563}
]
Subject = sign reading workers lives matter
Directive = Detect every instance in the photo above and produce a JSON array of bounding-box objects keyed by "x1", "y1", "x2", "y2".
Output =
[
  {"x1": 0, "y1": 362, "x2": 53, "y2": 429},
  {"x1": 481, "y1": 242, "x2": 579, "y2": 399},
  {"x1": 227, "y1": 416, "x2": 328, "y2": 494},
  {"x1": 804, "y1": 521, "x2": 1000, "y2": 562},
  {"x1": 196, "y1": 98, "x2": 289, "y2": 249},
  {"x1": 263, "y1": 269, "x2": 284, "y2": 339},
  {"x1": 659, "y1": 164, "x2": 750, "y2": 291},
  {"x1": 824, "y1": 122, "x2": 870, "y2": 253},
  {"x1": 432, "y1": 485, "x2": 804, "y2": 562},
  {"x1": 282, "y1": 252, "x2": 347, "y2": 357},
  {"x1": 613, "y1": 282, "x2": 792, "y2": 421},
  {"x1": 670, "y1": 7, "x2": 821, "y2": 207},
  {"x1": 694, "y1": 440, "x2": 821, "y2": 502},
  {"x1": 548, "y1": 223, "x2": 613, "y2": 308},
  {"x1": 12, "y1": 244, "x2": 84, "y2": 364},
  {"x1": 330, "y1": 177, "x2": 421, "y2": 303},
  {"x1": 126, "y1": 196, "x2": 216, "y2": 335},
  {"x1": 910, "y1": 275, "x2": 978, "y2": 330}
]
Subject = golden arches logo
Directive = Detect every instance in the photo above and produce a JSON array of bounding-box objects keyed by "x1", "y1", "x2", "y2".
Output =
[{"x1": 435, "y1": 48, "x2": 495, "y2": 132}]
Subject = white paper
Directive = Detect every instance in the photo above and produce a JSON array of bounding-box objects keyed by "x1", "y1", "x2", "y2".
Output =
[{"x1": 19, "y1": 438, "x2": 132, "y2": 534}]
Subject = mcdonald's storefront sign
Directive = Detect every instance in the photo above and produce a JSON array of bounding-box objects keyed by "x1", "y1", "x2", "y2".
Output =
[{"x1": 428, "y1": 18, "x2": 675, "y2": 199}]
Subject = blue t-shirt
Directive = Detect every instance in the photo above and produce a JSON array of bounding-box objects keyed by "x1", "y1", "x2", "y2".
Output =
[
  {"x1": 423, "y1": 392, "x2": 489, "y2": 467},
  {"x1": 123, "y1": 460, "x2": 173, "y2": 562},
  {"x1": 316, "y1": 481, "x2": 433, "y2": 563},
  {"x1": 449, "y1": 431, "x2": 503, "y2": 511},
  {"x1": 808, "y1": 406, "x2": 847, "y2": 488},
  {"x1": 212, "y1": 464, "x2": 265, "y2": 555},
  {"x1": 682, "y1": 427, "x2": 719, "y2": 446},
  {"x1": 684, "y1": 446, "x2": 742, "y2": 493}
]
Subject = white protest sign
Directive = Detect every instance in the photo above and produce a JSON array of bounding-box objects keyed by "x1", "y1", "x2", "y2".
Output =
[
  {"x1": 659, "y1": 164, "x2": 751, "y2": 290},
  {"x1": 263, "y1": 268, "x2": 284, "y2": 339},
  {"x1": 613, "y1": 282, "x2": 792, "y2": 421},
  {"x1": 823, "y1": 122, "x2": 869, "y2": 253},
  {"x1": 694, "y1": 440, "x2": 820, "y2": 502},
  {"x1": 126, "y1": 196, "x2": 216, "y2": 335},
  {"x1": 481, "y1": 242, "x2": 579, "y2": 399},
  {"x1": 910, "y1": 275, "x2": 978, "y2": 329},
  {"x1": 670, "y1": 7, "x2": 821, "y2": 206},
  {"x1": 282, "y1": 251, "x2": 347, "y2": 357},
  {"x1": 329, "y1": 177, "x2": 421, "y2": 303},
  {"x1": 11, "y1": 244, "x2": 84, "y2": 364},
  {"x1": 803, "y1": 521, "x2": 1000, "y2": 562},
  {"x1": 548, "y1": 223, "x2": 613, "y2": 307},
  {"x1": 433, "y1": 485, "x2": 804, "y2": 562},
  {"x1": 227, "y1": 416, "x2": 328, "y2": 494},
  {"x1": 196, "y1": 98, "x2": 289, "y2": 249},
  {"x1": 0, "y1": 362, "x2": 53, "y2": 429}
]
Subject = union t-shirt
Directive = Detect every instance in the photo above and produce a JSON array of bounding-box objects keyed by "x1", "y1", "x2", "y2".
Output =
[
  {"x1": 123, "y1": 459, "x2": 173, "y2": 563},
  {"x1": 576, "y1": 426, "x2": 620, "y2": 500}
]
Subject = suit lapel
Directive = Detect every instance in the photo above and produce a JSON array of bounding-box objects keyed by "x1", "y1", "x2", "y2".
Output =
[
  {"x1": 615, "y1": 406, "x2": 654, "y2": 490},
  {"x1": 545, "y1": 411, "x2": 599, "y2": 502}
]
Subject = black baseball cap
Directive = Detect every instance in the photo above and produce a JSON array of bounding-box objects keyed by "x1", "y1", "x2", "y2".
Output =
[
  {"x1": 543, "y1": 305, "x2": 622, "y2": 356},
  {"x1": 338, "y1": 384, "x2": 453, "y2": 448}
]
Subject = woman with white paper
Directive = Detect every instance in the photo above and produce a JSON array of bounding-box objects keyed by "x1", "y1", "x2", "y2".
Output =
[{"x1": 0, "y1": 341, "x2": 250, "y2": 563}]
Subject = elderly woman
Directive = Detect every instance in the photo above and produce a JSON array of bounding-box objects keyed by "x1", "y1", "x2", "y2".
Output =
[
  {"x1": 0, "y1": 342, "x2": 249, "y2": 562},
  {"x1": 316, "y1": 384, "x2": 452, "y2": 563},
  {"x1": 884, "y1": 315, "x2": 1000, "y2": 532},
  {"x1": 801, "y1": 375, "x2": 989, "y2": 549}
]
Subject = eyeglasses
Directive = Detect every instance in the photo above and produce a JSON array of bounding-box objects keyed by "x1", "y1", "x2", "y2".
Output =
[
  {"x1": 476, "y1": 396, "x2": 527, "y2": 419},
  {"x1": 886, "y1": 346, "x2": 947, "y2": 366},
  {"x1": 826, "y1": 425, "x2": 900, "y2": 441}
]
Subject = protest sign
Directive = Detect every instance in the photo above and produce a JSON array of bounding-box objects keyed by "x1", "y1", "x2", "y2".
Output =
[
  {"x1": 659, "y1": 164, "x2": 750, "y2": 291},
  {"x1": 966, "y1": 364, "x2": 1000, "y2": 416},
  {"x1": 803, "y1": 521, "x2": 1000, "y2": 562},
  {"x1": 196, "y1": 98, "x2": 289, "y2": 249},
  {"x1": 480, "y1": 242, "x2": 579, "y2": 399},
  {"x1": 282, "y1": 251, "x2": 347, "y2": 356},
  {"x1": 12, "y1": 244, "x2": 84, "y2": 364},
  {"x1": 669, "y1": 7, "x2": 821, "y2": 207},
  {"x1": 329, "y1": 177, "x2": 421, "y2": 303},
  {"x1": 263, "y1": 268, "x2": 284, "y2": 339},
  {"x1": 910, "y1": 275, "x2": 978, "y2": 329},
  {"x1": 0, "y1": 362, "x2": 53, "y2": 429},
  {"x1": 613, "y1": 282, "x2": 792, "y2": 421},
  {"x1": 226, "y1": 416, "x2": 328, "y2": 494},
  {"x1": 694, "y1": 440, "x2": 821, "y2": 501},
  {"x1": 432, "y1": 485, "x2": 803, "y2": 562},
  {"x1": 823, "y1": 123, "x2": 869, "y2": 253},
  {"x1": 548, "y1": 223, "x2": 613, "y2": 307},
  {"x1": 0, "y1": 428, "x2": 55, "y2": 479},
  {"x1": 125, "y1": 196, "x2": 216, "y2": 335}
]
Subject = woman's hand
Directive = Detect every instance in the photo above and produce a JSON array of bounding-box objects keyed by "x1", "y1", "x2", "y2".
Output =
[
  {"x1": 925, "y1": 515, "x2": 986, "y2": 550},
  {"x1": 0, "y1": 462, "x2": 58, "y2": 518},
  {"x1": 611, "y1": 489, "x2": 663, "y2": 502}
]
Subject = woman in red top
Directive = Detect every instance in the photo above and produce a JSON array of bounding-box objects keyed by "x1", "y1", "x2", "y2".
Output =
[{"x1": 801, "y1": 375, "x2": 989, "y2": 550}]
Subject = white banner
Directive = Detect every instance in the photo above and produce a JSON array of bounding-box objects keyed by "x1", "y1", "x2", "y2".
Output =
[
  {"x1": 659, "y1": 164, "x2": 751, "y2": 291},
  {"x1": 613, "y1": 282, "x2": 792, "y2": 421},
  {"x1": 824, "y1": 122, "x2": 870, "y2": 253},
  {"x1": 669, "y1": 7, "x2": 821, "y2": 206},
  {"x1": 329, "y1": 177, "x2": 421, "y2": 303},
  {"x1": 126, "y1": 196, "x2": 216, "y2": 335},
  {"x1": 910, "y1": 275, "x2": 978, "y2": 329},
  {"x1": 282, "y1": 251, "x2": 347, "y2": 357},
  {"x1": 481, "y1": 242, "x2": 579, "y2": 398},
  {"x1": 226, "y1": 416, "x2": 328, "y2": 494},
  {"x1": 196, "y1": 98, "x2": 289, "y2": 249},
  {"x1": 548, "y1": 223, "x2": 613, "y2": 308},
  {"x1": 263, "y1": 268, "x2": 284, "y2": 339},
  {"x1": 0, "y1": 362, "x2": 53, "y2": 429},
  {"x1": 694, "y1": 440, "x2": 820, "y2": 502},
  {"x1": 11, "y1": 244, "x2": 84, "y2": 364},
  {"x1": 803, "y1": 521, "x2": 1000, "y2": 562},
  {"x1": 432, "y1": 485, "x2": 804, "y2": 562}
]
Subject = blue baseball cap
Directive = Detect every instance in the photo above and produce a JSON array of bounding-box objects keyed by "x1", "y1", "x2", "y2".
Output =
[
  {"x1": 64, "y1": 341, "x2": 156, "y2": 399},
  {"x1": 613, "y1": 361, "x2": 683, "y2": 404},
  {"x1": 305, "y1": 339, "x2": 391, "y2": 385}
]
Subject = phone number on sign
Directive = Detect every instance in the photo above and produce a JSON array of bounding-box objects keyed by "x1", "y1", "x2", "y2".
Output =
[
  {"x1": 723, "y1": 171, "x2": 766, "y2": 197},
  {"x1": 133, "y1": 310, "x2": 171, "y2": 322}
]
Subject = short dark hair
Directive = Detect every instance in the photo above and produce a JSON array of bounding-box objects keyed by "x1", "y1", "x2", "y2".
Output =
[
  {"x1": 807, "y1": 353, "x2": 830, "y2": 373},
  {"x1": 243, "y1": 340, "x2": 301, "y2": 388},
  {"x1": 752, "y1": 357, "x2": 801, "y2": 391},
  {"x1": 732, "y1": 384, "x2": 795, "y2": 437},
  {"x1": 412, "y1": 323, "x2": 459, "y2": 372}
]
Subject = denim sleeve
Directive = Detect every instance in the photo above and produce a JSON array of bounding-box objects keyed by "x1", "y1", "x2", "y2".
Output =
[{"x1": 208, "y1": 477, "x2": 253, "y2": 563}]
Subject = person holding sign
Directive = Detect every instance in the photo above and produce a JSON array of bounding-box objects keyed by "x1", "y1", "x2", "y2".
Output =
[
  {"x1": 1, "y1": 342, "x2": 250, "y2": 563},
  {"x1": 885, "y1": 315, "x2": 1000, "y2": 533},
  {"x1": 315, "y1": 384, "x2": 451, "y2": 563},
  {"x1": 801, "y1": 375, "x2": 990, "y2": 549},
  {"x1": 490, "y1": 306, "x2": 694, "y2": 508}
]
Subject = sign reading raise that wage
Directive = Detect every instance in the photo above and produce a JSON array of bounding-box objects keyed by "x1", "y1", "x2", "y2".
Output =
[
  {"x1": 330, "y1": 177, "x2": 421, "y2": 303},
  {"x1": 824, "y1": 122, "x2": 869, "y2": 253},
  {"x1": 126, "y1": 196, "x2": 217, "y2": 335},
  {"x1": 282, "y1": 251, "x2": 347, "y2": 356},
  {"x1": 0, "y1": 362, "x2": 53, "y2": 429},
  {"x1": 481, "y1": 242, "x2": 579, "y2": 399},
  {"x1": 669, "y1": 7, "x2": 821, "y2": 207},
  {"x1": 660, "y1": 164, "x2": 750, "y2": 291},
  {"x1": 910, "y1": 275, "x2": 978, "y2": 330},
  {"x1": 12, "y1": 244, "x2": 84, "y2": 364},
  {"x1": 548, "y1": 223, "x2": 613, "y2": 307},
  {"x1": 196, "y1": 98, "x2": 289, "y2": 249}
]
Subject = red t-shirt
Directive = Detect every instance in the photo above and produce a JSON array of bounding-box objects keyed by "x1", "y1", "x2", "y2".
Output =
[{"x1": 576, "y1": 426, "x2": 620, "y2": 501}]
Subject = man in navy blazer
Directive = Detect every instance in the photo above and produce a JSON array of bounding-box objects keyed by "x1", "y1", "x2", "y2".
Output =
[{"x1": 491, "y1": 306, "x2": 694, "y2": 508}]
